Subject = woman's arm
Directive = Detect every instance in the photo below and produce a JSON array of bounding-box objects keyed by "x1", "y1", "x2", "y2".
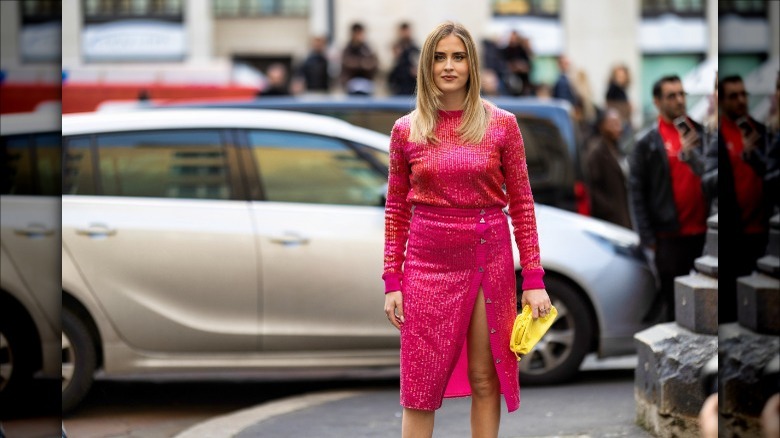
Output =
[
  {"x1": 382, "y1": 120, "x2": 413, "y2": 293},
  {"x1": 501, "y1": 113, "x2": 545, "y2": 291}
]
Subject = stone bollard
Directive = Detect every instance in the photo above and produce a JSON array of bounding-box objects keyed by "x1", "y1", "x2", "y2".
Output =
[
  {"x1": 634, "y1": 214, "x2": 719, "y2": 437},
  {"x1": 718, "y1": 213, "x2": 780, "y2": 437}
]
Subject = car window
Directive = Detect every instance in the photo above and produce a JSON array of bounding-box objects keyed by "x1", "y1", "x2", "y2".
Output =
[
  {"x1": 248, "y1": 130, "x2": 387, "y2": 206},
  {"x1": 351, "y1": 141, "x2": 389, "y2": 171},
  {"x1": 515, "y1": 115, "x2": 569, "y2": 183},
  {"x1": 94, "y1": 130, "x2": 232, "y2": 200},
  {"x1": 1, "y1": 132, "x2": 61, "y2": 196},
  {"x1": 339, "y1": 110, "x2": 406, "y2": 136},
  {"x1": 63, "y1": 136, "x2": 96, "y2": 195}
]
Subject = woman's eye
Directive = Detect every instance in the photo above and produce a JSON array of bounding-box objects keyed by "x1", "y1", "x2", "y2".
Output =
[
  {"x1": 454, "y1": 54, "x2": 465, "y2": 61},
  {"x1": 434, "y1": 54, "x2": 445, "y2": 61}
]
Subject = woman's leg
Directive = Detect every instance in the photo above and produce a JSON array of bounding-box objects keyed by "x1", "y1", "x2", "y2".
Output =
[
  {"x1": 468, "y1": 287, "x2": 501, "y2": 438},
  {"x1": 402, "y1": 408, "x2": 434, "y2": 438}
]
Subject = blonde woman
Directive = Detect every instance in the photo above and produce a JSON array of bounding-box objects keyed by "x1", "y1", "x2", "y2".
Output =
[{"x1": 382, "y1": 22, "x2": 550, "y2": 437}]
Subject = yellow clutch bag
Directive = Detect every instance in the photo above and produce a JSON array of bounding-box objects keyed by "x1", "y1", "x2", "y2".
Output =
[{"x1": 509, "y1": 305, "x2": 558, "y2": 360}]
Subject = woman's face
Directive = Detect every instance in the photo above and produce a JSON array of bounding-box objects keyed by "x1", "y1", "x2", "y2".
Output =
[{"x1": 432, "y1": 34, "x2": 469, "y2": 98}]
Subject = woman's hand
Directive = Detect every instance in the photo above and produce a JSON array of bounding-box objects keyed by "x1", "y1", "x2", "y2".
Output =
[
  {"x1": 521, "y1": 288, "x2": 552, "y2": 319},
  {"x1": 384, "y1": 291, "x2": 405, "y2": 330}
]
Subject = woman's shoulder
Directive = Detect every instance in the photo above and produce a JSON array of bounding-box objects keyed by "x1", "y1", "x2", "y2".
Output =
[
  {"x1": 484, "y1": 101, "x2": 515, "y2": 122},
  {"x1": 393, "y1": 112, "x2": 413, "y2": 131}
]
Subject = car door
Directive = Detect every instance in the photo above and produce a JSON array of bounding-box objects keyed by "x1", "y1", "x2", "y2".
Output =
[
  {"x1": 0, "y1": 130, "x2": 62, "y2": 338},
  {"x1": 62, "y1": 129, "x2": 260, "y2": 352},
  {"x1": 242, "y1": 129, "x2": 396, "y2": 351}
]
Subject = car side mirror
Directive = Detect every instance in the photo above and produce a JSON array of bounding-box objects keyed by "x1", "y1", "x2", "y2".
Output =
[{"x1": 379, "y1": 183, "x2": 388, "y2": 207}]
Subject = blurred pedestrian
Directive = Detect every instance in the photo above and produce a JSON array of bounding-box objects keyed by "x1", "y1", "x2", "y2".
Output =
[
  {"x1": 388, "y1": 22, "x2": 420, "y2": 95},
  {"x1": 261, "y1": 63, "x2": 291, "y2": 96},
  {"x1": 501, "y1": 30, "x2": 534, "y2": 96},
  {"x1": 573, "y1": 68, "x2": 599, "y2": 145},
  {"x1": 340, "y1": 22, "x2": 379, "y2": 96},
  {"x1": 765, "y1": 71, "x2": 780, "y2": 214},
  {"x1": 762, "y1": 393, "x2": 780, "y2": 438},
  {"x1": 715, "y1": 75, "x2": 771, "y2": 322},
  {"x1": 481, "y1": 30, "x2": 510, "y2": 96},
  {"x1": 552, "y1": 55, "x2": 579, "y2": 107},
  {"x1": 294, "y1": 36, "x2": 331, "y2": 94},
  {"x1": 605, "y1": 64, "x2": 633, "y2": 125},
  {"x1": 383, "y1": 21, "x2": 550, "y2": 438},
  {"x1": 585, "y1": 108, "x2": 632, "y2": 229},
  {"x1": 629, "y1": 75, "x2": 707, "y2": 322},
  {"x1": 698, "y1": 393, "x2": 718, "y2": 438},
  {"x1": 481, "y1": 68, "x2": 501, "y2": 97},
  {"x1": 605, "y1": 64, "x2": 635, "y2": 146}
]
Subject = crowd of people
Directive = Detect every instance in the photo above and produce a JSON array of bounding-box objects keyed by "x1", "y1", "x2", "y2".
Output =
[{"x1": 258, "y1": 21, "x2": 780, "y2": 325}]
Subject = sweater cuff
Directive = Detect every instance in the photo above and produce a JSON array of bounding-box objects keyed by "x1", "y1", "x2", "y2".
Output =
[
  {"x1": 521, "y1": 268, "x2": 545, "y2": 291},
  {"x1": 383, "y1": 273, "x2": 403, "y2": 294}
]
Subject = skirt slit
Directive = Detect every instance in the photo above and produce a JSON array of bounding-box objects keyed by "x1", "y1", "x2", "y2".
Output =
[{"x1": 399, "y1": 204, "x2": 521, "y2": 412}]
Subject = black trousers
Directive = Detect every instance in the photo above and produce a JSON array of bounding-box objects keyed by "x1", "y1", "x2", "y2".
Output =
[
  {"x1": 718, "y1": 231, "x2": 768, "y2": 323},
  {"x1": 655, "y1": 234, "x2": 706, "y2": 321}
]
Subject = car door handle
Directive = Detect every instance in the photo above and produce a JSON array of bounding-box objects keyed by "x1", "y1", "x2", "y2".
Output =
[
  {"x1": 269, "y1": 232, "x2": 310, "y2": 245},
  {"x1": 75, "y1": 224, "x2": 117, "y2": 237},
  {"x1": 14, "y1": 223, "x2": 55, "y2": 238}
]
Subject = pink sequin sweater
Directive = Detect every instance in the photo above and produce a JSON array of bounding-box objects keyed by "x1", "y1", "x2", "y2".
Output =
[{"x1": 382, "y1": 105, "x2": 545, "y2": 293}]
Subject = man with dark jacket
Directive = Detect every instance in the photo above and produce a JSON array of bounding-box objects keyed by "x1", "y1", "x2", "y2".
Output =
[
  {"x1": 340, "y1": 23, "x2": 378, "y2": 96},
  {"x1": 629, "y1": 75, "x2": 708, "y2": 321},
  {"x1": 710, "y1": 75, "x2": 770, "y2": 322}
]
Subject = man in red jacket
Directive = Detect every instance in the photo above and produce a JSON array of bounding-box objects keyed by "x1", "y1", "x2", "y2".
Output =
[{"x1": 629, "y1": 75, "x2": 708, "y2": 321}]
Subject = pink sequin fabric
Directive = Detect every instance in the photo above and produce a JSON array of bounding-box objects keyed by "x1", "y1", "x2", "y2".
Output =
[{"x1": 382, "y1": 105, "x2": 545, "y2": 413}]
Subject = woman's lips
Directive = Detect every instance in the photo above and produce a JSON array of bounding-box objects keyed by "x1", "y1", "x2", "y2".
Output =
[{"x1": 442, "y1": 76, "x2": 457, "y2": 80}]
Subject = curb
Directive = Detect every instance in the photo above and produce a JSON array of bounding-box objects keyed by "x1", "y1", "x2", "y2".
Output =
[{"x1": 173, "y1": 390, "x2": 363, "y2": 438}]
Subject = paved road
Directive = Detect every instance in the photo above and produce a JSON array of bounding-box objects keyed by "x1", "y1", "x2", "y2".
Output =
[{"x1": 2, "y1": 355, "x2": 645, "y2": 438}]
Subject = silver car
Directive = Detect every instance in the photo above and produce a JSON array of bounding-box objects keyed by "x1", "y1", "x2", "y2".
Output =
[
  {"x1": 0, "y1": 104, "x2": 62, "y2": 401},
  {"x1": 10, "y1": 107, "x2": 661, "y2": 412}
]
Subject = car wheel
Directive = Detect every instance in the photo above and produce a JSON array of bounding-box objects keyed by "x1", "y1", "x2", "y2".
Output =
[
  {"x1": 517, "y1": 276, "x2": 593, "y2": 385},
  {"x1": 62, "y1": 308, "x2": 97, "y2": 413},
  {"x1": 0, "y1": 316, "x2": 35, "y2": 397}
]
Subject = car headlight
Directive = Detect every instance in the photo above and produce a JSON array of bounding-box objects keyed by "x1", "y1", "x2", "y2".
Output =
[{"x1": 584, "y1": 229, "x2": 646, "y2": 263}]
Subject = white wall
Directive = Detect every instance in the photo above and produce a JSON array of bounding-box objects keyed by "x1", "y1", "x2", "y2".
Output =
[{"x1": 562, "y1": 0, "x2": 641, "y2": 121}]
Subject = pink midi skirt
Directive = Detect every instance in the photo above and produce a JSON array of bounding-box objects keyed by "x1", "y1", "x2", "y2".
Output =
[{"x1": 400, "y1": 204, "x2": 520, "y2": 412}]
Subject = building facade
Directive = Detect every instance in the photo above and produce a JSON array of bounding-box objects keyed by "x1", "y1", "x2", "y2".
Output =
[{"x1": 2, "y1": 1, "x2": 777, "y2": 123}]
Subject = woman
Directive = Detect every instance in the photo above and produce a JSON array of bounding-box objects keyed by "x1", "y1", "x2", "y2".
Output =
[{"x1": 382, "y1": 22, "x2": 551, "y2": 437}]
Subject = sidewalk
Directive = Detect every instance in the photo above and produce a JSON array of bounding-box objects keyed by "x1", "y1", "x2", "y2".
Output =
[{"x1": 175, "y1": 368, "x2": 653, "y2": 438}]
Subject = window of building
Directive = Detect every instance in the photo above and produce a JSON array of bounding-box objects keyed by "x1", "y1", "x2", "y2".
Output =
[
  {"x1": 248, "y1": 130, "x2": 386, "y2": 206},
  {"x1": 718, "y1": 0, "x2": 766, "y2": 17},
  {"x1": 492, "y1": 0, "x2": 560, "y2": 17},
  {"x1": 20, "y1": 0, "x2": 61, "y2": 25},
  {"x1": 641, "y1": 0, "x2": 705, "y2": 17},
  {"x1": 83, "y1": 0, "x2": 184, "y2": 23},
  {"x1": 213, "y1": 0, "x2": 310, "y2": 17},
  {"x1": 94, "y1": 130, "x2": 232, "y2": 200}
]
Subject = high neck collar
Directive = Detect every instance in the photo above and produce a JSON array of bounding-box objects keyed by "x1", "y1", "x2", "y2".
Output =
[{"x1": 438, "y1": 109, "x2": 464, "y2": 118}]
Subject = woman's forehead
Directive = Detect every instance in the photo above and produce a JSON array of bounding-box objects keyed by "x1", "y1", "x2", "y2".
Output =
[{"x1": 435, "y1": 34, "x2": 466, "y2": 52}]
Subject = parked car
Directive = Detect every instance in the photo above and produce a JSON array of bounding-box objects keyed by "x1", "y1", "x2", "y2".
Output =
[
  {"x1": 57, "y1": 108, "x2": 659, "y2": 412},
  {"x1": 157, "y1": 95, "x2": 587, "y2": 215},
  {"x1": 0, "y1": 103, "x2": 62, "y2": 402}
]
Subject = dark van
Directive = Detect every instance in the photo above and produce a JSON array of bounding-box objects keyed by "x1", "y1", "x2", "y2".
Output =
[{"x1": 158, "y1": 96, "x2": 587, "y2": 214}]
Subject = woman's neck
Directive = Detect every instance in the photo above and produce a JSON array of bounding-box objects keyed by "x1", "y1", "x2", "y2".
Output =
[{"x1": 439, "y1": 93, "x2": 466, "y2": 111}]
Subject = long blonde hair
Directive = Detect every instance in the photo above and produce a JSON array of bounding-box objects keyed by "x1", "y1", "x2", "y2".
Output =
[{"x1": 410, "y1": 21, "x2": 489, "y2": 144}]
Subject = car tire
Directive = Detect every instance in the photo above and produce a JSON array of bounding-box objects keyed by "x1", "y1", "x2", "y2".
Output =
[
  {"x1": 517, "y1": 276, "x2": 593, "y2": 385},
  {"x1": 62, "y1": 308, "x2": 97, "y2": 414},
  {"x1": 0, "y1": 315, "x2": 36, "y2": 399}
]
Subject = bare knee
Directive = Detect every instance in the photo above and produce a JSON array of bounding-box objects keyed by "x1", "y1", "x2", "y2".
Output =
[{"x1": 468, "y1": 367, "x2": 499, "y2": 398}]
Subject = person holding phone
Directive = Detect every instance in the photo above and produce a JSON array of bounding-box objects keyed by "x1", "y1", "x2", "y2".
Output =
[
  {"x1": 628, "y1": 75, "x2": 708, "y2": 322},
  {"x1": 715, "y1": 75, "x2": 770, "y2": 322}
]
